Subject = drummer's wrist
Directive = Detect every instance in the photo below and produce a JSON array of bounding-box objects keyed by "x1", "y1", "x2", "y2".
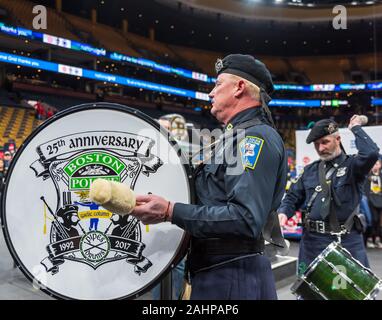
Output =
[{"x1": 164, "y1": 201, "x2": 174, "y2": 222}]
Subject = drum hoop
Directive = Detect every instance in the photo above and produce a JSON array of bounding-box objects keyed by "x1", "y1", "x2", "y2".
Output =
[
  {"x1": 365, "y1": 281, "x2": 382, "y2": 300},
  {"x1": 290, "y1": 276, "x2": 328, "y2": 300},
  {"x1": 331, "y1": 242, "x2": 382, "y2": 286},
  {"x1": 301, "y1": 241, "x2": 339, "y2": 279},
  {"x1": 0, "y1": 102, "x2": 195, "y2": 300},
  {"x1": 293, "y1": 279, "x2": 382, "y2": 301}
]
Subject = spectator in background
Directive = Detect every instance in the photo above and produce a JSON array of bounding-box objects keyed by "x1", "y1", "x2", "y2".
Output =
[
  {"x1": 360, "y1": 191, "x2": 373, "y2": 246},
  {"x1": 35, "y1": 100, "x2": 45, "y2": 120},
  {"x1": 3, "y1": 151, "x2": 12, "y2": 175},
  {"x1": 7, "y1": 140, "x2": 16, "y2": 156},
  {"x1": 284, "y1": 157, "x2": 298, "y2": 192},
  {"x1": 95, "y1": 88, "x2": 104, "y2": 102},
  {"x1": 364, "y1": 159, "x2": 382, "y2": 249},
  {"x1": 47, "y1": 107, "x2": 54, "y2": 119},
  {"x1": 0, "y1": 159, "x2": 4, "y2": 193}
]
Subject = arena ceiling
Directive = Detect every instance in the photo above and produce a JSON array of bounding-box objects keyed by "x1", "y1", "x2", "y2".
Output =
[{"x1": 32, "y1": 0, "x2": 381, "y2": 56}]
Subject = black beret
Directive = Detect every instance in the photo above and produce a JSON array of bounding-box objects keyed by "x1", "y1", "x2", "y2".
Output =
[
  {"x1": 306, "y1": 119, "x2": 339, "y2": 144},
  {"x1": 215, "y1": 54, "x2": 274, "y2": 94}
]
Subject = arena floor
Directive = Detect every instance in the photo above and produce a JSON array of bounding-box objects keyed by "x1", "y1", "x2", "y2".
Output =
[{"x1": 0, "y1": 229, "x2": 381, "y2": 300}]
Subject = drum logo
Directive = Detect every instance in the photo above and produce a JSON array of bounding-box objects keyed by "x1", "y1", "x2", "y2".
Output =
[
  {"x1": 80, "y1": 231, "x2": 111, "y2": 263},
  {"x1": 30, "y1": 131, "x2": 163, "y2": 275}
]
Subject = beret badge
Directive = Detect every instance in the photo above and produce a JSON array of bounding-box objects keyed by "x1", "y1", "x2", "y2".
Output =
[
  {"x1": 215, "y1": 59, "x2": 224, "y2": 73},
  {"x1": 327, "y1": 123, "x2": 337, "y2": 134}
]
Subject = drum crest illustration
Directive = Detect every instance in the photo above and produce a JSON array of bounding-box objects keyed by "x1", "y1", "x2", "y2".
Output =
[
  {"x1": 30, "y1": 130, "x2": 163, "y2": 275},
  {"x1": 2, "y1": 103, "x2": 191, "y2": 299}
]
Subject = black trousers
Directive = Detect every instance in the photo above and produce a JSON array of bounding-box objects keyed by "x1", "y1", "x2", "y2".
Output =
[
  {"x1": 367, "y1": 203, "x2": 382, "y2": 241},
  {"x1": 190, "y1": 254, "x2": 277, "y2": 300}
]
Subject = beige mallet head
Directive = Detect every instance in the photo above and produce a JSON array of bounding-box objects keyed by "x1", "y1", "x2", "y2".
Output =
[{"x1": 89, "y1": 179, "x2": 136, "y2": 216}]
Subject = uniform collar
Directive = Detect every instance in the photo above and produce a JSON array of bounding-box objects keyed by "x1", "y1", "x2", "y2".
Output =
[
  {"x1": 225, "y1": 107, "x2": 264, "y2": 131},
  {"x1": 326, "y1": 152, "x2": 347, "y2": 168}
]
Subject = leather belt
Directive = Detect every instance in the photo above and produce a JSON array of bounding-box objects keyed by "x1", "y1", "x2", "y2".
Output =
[
  {"x1": 191, "y1": 238, "x2": 264, "y2": 255},
  {"x1": 305, "y1": 219, "x2": 350, "y2": 234}
]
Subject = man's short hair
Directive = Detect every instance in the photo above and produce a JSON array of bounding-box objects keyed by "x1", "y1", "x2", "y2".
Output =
[{"x1": 227, "y1": 74, "x2": 260, "y2": 101}]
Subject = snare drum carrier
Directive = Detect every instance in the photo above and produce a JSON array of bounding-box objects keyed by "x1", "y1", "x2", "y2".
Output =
[{"x1": 292, "y1": 159, "x2": 382, "y2": 300}]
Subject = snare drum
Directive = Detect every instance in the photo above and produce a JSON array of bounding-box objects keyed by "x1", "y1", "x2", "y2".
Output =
[
  {"x1": 291, "y1": 241, "x2": 382, "y2": 300},
  {"x1": 1, "y1": 103, "x2": 193, "y2": 300}
]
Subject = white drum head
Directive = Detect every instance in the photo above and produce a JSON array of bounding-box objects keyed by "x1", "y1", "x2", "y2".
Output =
[{"x1": 1, "y1": 103, "x2": 192, "y2": 300}]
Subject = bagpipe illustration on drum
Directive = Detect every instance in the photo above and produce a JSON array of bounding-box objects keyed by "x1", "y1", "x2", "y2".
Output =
[{"x1": 30, "y1": 130, "x2": 162, "y2": 276}]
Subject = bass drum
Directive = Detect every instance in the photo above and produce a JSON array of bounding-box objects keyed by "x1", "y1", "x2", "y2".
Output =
[{"x1": 1, "y1": 103, "x2": 192, "y2": 300}]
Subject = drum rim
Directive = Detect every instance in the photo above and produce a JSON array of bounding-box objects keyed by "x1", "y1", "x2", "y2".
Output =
[
  {"x1": 293, "y1": 241, "x2": 339, "y2": 300},
  {"x1": 1, "y1": 102, "x2": 194, "y2": 300},
  {"x1": 301, "y1": 241, "x2": 339, "y2": 279},
  {"x1": 366, "y1": 280, "x2": 382, "y2": 300}
]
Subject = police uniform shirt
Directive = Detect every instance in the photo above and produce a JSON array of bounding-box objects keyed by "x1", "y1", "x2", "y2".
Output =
[
  {"x1": 172, "y1": 107, "x2": 288, "y2": 239},
  {"x1": 278, "y1": 125, "x2": 380, "y2": 223}
]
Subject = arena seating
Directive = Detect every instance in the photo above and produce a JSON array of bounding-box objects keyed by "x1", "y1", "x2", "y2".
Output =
[
  {"x1": 1, "y1": 0, "x2": 379, "y2": 83},
  {"x1": 291, "y1": 56, "x2": 350, "y2": 83},
  {"x1": 356, "y1": 53, "x2": 382, "y2": 79},
  {"x1": 0, "y1": 0, "x2": 81, "y2": 41},
  {"x1": 65, "y1": 12, "x2": 192, "y2": 68},
  {"x1": 65, "y1": 13, "x2": 140, "y2": 58},
  {"x1": 0, "y1": 106, "x2": 41, "y2": 147},
  {"x1": 169, "y1": 45, "x2": 221, "y2": 75},
  {"x1": 12, "y1": 82, "x2": 96, "y2": 109},
  {"x1": 65, "y1": 13, "x2": 379, "y2": 83},
  {"x1": 0, "y1": 0, "x2": 380, "y2": 153},
  {"x1": 124, "y1": 30, "x2": 178, "y2": 62}
]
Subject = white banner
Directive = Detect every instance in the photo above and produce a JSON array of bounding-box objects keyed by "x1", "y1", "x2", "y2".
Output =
[
  {"x1": 58, "y1": 64, "x2": 83, "y2": 77},
  {"x1": 296, "y1": 125, "x2": 382, "y2": 175},
  {"x1": 43, "y1": 34, "x2": 71, "y2": 48}
]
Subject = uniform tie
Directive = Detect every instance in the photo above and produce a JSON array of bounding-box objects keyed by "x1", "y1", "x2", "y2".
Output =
[
  {"x1": 318, "y1": 161, "x2": 331, "y2": 220},
  {"x1": 318, "y1": 161, "x2": 341, "y2": 232}
]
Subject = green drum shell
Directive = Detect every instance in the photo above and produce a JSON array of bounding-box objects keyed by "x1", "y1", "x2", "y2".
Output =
[{"x1": 292, "y1": 242, "x2": 382, "y2": 300}]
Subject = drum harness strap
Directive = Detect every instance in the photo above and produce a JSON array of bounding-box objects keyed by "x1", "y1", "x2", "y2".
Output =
[{"x1": 304, "y1": 159, "x2": 359, "y2": 236}]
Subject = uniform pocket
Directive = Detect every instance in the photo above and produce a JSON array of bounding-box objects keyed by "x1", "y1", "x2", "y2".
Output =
[
  {"x1": 303, "y1": 178, "x2": 319, "y2": 203},
  {"x1": 333, "y1": 180, "x2": 352, "y2": 204}
]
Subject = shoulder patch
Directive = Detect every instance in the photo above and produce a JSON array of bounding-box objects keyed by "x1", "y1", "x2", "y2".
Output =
[{"x1": 239, "y1": 136, "x2": 264, "y2": 170}]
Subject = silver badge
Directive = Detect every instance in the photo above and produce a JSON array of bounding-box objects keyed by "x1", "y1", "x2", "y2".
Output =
[
  {"x1": 327, "y1": 123, "x2": 337, "y2": 134},
  {"x1": 336, "y1": 167, "x2": 347, "y2": 177},
  {"x1": 215, "y1": 59, "x2": 224, "y2": 73}
]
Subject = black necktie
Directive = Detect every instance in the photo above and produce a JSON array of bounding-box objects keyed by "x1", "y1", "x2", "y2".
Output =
[
  {"x1": 318, "y1": 161, "x2": 331, "y2": 220},
  {"x1": 318, "y1": 161, "x2": 341, "y2": 232}
]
